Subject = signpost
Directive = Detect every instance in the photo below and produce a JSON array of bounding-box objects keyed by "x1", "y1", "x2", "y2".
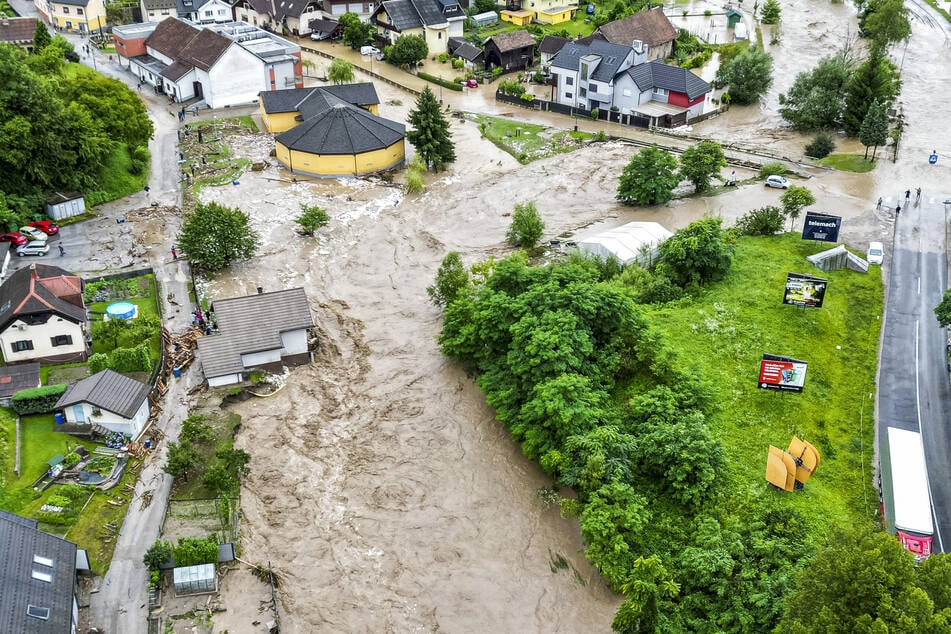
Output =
[
  {"x1": 801, "y1": 212, "x2": 842, "y2": 243},
  {"x1": 758, "y1": 354, "x2": 808, "y2": 393},
  {"x1": 782, "y1": 273, "x2": 828, "y2": 308}
]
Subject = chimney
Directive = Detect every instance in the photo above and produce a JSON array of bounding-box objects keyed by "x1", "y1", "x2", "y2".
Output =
[
  {"x1": 30, "y1": 263, "x2": 37, "y2": 277},
  {"x1": 631, "y1": 40, "x2": 647, "y2": 66},
  {"x1": 257, "y1": 286, "x2": 263, "y2": 294}
]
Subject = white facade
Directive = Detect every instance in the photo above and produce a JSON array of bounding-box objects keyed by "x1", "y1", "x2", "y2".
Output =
[
  {"x1": 612, "y1": 72, "x2": 706, "y2": 119},
  {"x1": 553, "y1": 49, "x2": 635, "y2": 111},
  {"x1": 62, "y1": 398, "x2": 150, "y2": 439},
  {"x1": 203, "y1": 45, "x2": 269, "y2": 107},
  {"x1": 208, "y1": 372, "x2": 243, "y2": 387},
  {"x1": 281, "y1": 328, "x2": 308, "y2": 355},
  {"x1": 194, "y1": 0, "x2": 233, "y2": 23},
  {"x1": 0, "y1": 317, "x2": 85, "y2": 364}
]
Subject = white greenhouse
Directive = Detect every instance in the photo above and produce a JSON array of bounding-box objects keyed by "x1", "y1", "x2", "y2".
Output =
[{"x1": 576, "y1": 221, "x2": 672, "y2": 267}]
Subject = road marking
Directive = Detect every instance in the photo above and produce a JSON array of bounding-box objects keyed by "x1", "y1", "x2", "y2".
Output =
[
  {"x1": 919, "y1": 276, "x2": 921, "y2": 294},
  {"x1": 915, "y1": 318, "x2": 945, "y2": 553}
]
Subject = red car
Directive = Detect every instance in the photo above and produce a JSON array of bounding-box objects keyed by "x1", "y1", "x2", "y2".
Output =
[
  {"x1": 466, "y1": 78, "x2": 478, "y2": 88},
  {"x1": 0, "y1": 232, "x2": 28, "y2": 246},
  {"x1": 28, "y1": 220, "x2": 59, "y2": 235}
]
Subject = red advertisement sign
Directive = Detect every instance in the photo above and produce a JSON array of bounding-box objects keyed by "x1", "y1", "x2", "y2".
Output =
[{"x1": 758, "y1": 354, "x2": 808, "y2": 393}]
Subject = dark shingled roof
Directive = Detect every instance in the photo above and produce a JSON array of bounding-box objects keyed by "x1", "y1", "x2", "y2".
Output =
[
  {"x1": 551, "y1": 39, "x2": 633, "y2": 82},
  {"x1": 146, "y1": 17, "x2": 201, "y2": 59},
  {"x1": 486, "y1": 29, "x2": 535, "y2": 52},
  {"x1": 450, "y1": 40, "x2": 483, "y2": 63},
  {"x1": 379, "y1": 0, "x2": 423, "y2": 29},
  {"x1": 258, "y1": 83, "x2": 380, "y2": 114},
  {"x1": 0, "y1": 264, "x2": 85, "y2": 333},
  {"x1": 0, "y1": 17, "x2": 38, "y2": 45},
  {"x1": 161, "y1": 60, "x2": 192, "y2": 80},
  {"x1": 308, "y1": 17, "x2": 339, "y2": 34},
  {"x1": 0, "y1": 510, "x2": 78, "y2": 634},
  {"x1": 538, "y1": 34, "x2": 569, "y2": 55},
  {"x1": 275, "y1": 103, "x2": 405, "y2": 155},
  {"x1": 180, "y1": 27, "x2": 232, "y2": 71},
  {"x1": 197, "y1": 288, "x2": 314, "y2": 379},
  {"x1": 595, "y1": 7, "x2": 678, "y2": 48},
  {"x1": 0, "y1": 363, "x2": 40, "y2": 400},
  {"x1": 625, "y1": 59, "x2": 712, "y2": 100},
  {"x1": 55, "y1": 369, "x2": 150, "y2": 419}
]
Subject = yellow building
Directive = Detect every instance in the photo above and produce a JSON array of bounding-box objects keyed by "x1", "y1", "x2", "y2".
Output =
[
  {"x1": 534, "y1": 5, "x2": 574, "y2": 24},
  {"x1": 500, "y1": 9, "x2": 532, "y2": 25},
  {"x1": 46, "y1": 0, "x2": 108, "y2": 34},
  {"x1": 259, "y1": 84, "x2": 405, "y2": 178},
  {"x1": 371, "y1": 0, "x2": 466, "y2": 56}
]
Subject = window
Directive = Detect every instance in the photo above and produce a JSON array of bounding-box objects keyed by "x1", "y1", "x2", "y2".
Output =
[
  {"x1": 204, "y1": 10, "x2": 213, "y2": 16},
  {"x1": 62, "y1": 6, "x2": 69, "y2": 12},
  {"x1": 12, "y1": 340, "x2": 33, "y2": 352},
  {"x1": 77, "y1": 7, "x2": 83, "y2": 13},
  {"x1": 51, "y1": 335, "x2": 73, "y2": 347},
  {"x1": 33, "y1": 555, "x2": 54, "y2": 567},
  {"x1": 565, "y1": 76, "x2": 573, "y2": 86},
  {"x1": 565, "y1": 92, "x2": 572, "y2": 99},
  {"x1": 580, "y1": 63, "x2": 588, "y2": 80},
  {"x1": 31, "y1": 570, "x2": 52, "y2": 583},
  {"x1": 652, "y1": 87, "x2": 669, "y2": 97},
  {"x1": 579, "y1": 87, "x2": 586, "y2": 97},
  {"x1": 26, "y1": 605, "x2": 50, "y2": 621},
  {"x1": 622, "y1": 88, "x2": 632, "y2": 96}
]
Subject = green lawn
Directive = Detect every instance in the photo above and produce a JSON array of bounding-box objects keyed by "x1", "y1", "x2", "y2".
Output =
[
  {"x1": 474, "y1": 13, "x2": 596, "y2": 41},
  {"x1": 646, "y1": 233, "x2": 882, "y2": 537},
  {"x1": 88, "y1": 275, "x2": 162, "y2": 365},
  {"x1": 819, "y1": 154, "x2": 877, "y2": 173},
  {"x1": 472, "y1": 114, "x2": 598, "y2": 163}
]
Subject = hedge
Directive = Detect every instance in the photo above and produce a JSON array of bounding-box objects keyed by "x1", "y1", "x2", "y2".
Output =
[
  {"x1": 11, "y1": 384, "x2": 68, "y2": 415},
  {"x1": 417, "y1": 72, "x2": 464, "y2": 91}
]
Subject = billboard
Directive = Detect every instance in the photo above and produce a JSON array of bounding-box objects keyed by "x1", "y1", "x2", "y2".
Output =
[
  {"x1": 801, "y1": 212, "x2": 842, "y2": 243},
  {"x1": 758, "y1": 354, "x2": 808, "y2": 393},
  {"x1": 783, "y1": 273, "x2": 828, "y2": 308}
]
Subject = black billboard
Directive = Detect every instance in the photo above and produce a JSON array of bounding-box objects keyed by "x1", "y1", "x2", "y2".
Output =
[
  {"x1": 801, "y1": 212, "x2": 842, "y2": 243},
  {"x1": 783, "y1": 273, "x2": 828, "y2": 308}
]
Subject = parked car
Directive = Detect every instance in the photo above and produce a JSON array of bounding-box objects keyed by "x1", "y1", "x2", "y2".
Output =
[
  {"x1": 0, "y1": 232, "x2": 28, "y2": 246},
  {"x1": 16, "y1": 241, "x2": 49, "y2": 257},
  {"x1": 310, "y1": 31, "x2": 331, "y2": 41},
  {"x1": 18, "y1": 226, "x2": 48, "y2": 242},
  {"x1": 28, "y1": 220, "x2": 59, "y2": 235},
  {"x1": 466, "y1": 78, "x2": 479, "y2": 88},
  {"x1": 764, "y1": 175, "x2": 790, "y2": 189},
  {"x1": 360, "y1": 46, "x2": 380, "y2": 56},
  {"x1": 867, "y1": 241, "x2": 884, "y2": 265}
]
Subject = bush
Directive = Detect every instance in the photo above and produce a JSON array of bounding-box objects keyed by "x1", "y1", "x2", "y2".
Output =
[
  {"x1": 295, "y1": 204, "x2": 330, "y2": 235},
  {"x1": 438, "y1": 52, "x2": 449, "y2": 63},
  {"x1": 520, "y1": 93, "x2": 535, "y2": 102},
  {"x1": 110, "y1": 343, "x2": 152, "y2": 373},
  {"x1": 144, "y1": 539, "x2": 172, "y2": 571},
  {"x1": 10, "y1": 384, "x2": 68, "y2": 415},
  {"x1": 506, "y1": 201, "x2": 544, "y2": 248},
  {"x1": 805, "y1": 131, "x2": 836, "y2": 158},
  {"x1": 452, "y1": 58, "x2": 464, "y2": 69},
  {"x1": 405, "y1": 165, "x2": 425, "y2": 193},
  {"x1": 758, "y1": 162, "x2": 787, "y2": 178},
  {"x1": 88, "y1": 352, "x2": 108, "y2": 373},
  {"x1": 498, "y1": 79, "x2": 525, "y2": 97},
  {"x1": 417, "y1": 72, "x2": 464, "y2": 91},
  {"x1": 735, "y1": 205, "x2": 786, "y2": 236},
  {"x1": 172, "y1": 536, "x2": 219, "y2": 567}
]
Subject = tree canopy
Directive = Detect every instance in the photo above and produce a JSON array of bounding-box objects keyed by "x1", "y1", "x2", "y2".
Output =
[
  {"x1": 176, "y1": 201, "x2": 260, "y2": 271},
  {"x1": 779, "y1": 54, "x2": 853, "y2": 131},
  {"x1": 716, "y1": 47, "x2": 773, "y2": 106},
  {"x1": 858, "y1": 98, "x2": 889, "y2": 160},
  {"x1": 843, "y1": 46, "x2": 900, "y2": 136},
  {"x1": 328, "y1": 57, "x2": 354, "y2": 85},
  {"x1": 780, "y1": 185, "x2": 816, "y2": 230},
  {"x1": 679, "y1": 141, "x2": 726, "y2": 193},
  {"x1": 406, "y1": 86, "x2": 455, "y2": 171},
  {"x1": 385, "y1": 34, "x2": 428, "y2": 67},
  {"x1": 339, "y1": 12, "x2": 374, "y2": 49},
  {"x1": 506, "y1": 201, "x2": 544, "y2": 248},
  {"x1": 658, "y1": 217, "x2": 735, "y2": 287},
  {"x1": 859, "y1": 0, "x2": 910, "y2": 47},
  {"x1": 616, "y1": 146, "x2": 680, "y2": 206}
]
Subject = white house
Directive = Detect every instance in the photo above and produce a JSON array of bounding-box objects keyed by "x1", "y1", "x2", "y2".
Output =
[
  {"x1": 550, "y1": 38, "x2": 636, "y2": 111},
  {"x1": 0, "y1": 263, "x2": 88, "y2": 365},
  {"x1": 54, "y1": 369, "x2": 151, "y2": 439},
  {"x1": 196, "y1": 287, "x2": 314, "y2": 387},
  {"x1": 232, "y1": 0, "x2": 323, "y2": 36},
  {"x1": 612, "y1": 58, "x2": 712, "y2": 123}
]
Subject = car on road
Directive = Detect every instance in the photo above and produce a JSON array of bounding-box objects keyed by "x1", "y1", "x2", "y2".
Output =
[
  {"x1": 466, "y1": 78, "x2": 478, "y2": 88},
  {"x1": 28, "y1": 220, "x2": 59, "y2": 235},
  {"x1": 310, "y1": 31, "x2": 332, "y2": 41},
  {"x1": 0, "y1": 232, "x2": 28, "y2": 246},
  {"x1": 18, "y1": 226, "x2": 48, "y2": 242},
  {"x1": 867, "y1": 241, "x2": 884, "y2": 265},
  {"x1": 16, "y1": 241, "x2": 49, "y2": 257},
  {"x1": 764, "y1": 175, "x2": 790, "y2": 189},
  {"x1": 360, "y1": 46, "x2": 380, "y2": 56}
]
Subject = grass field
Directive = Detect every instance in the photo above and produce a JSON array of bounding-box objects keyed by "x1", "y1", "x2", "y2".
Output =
[
  {"x1": 646, "y1": 233, "x2": 883, "y2": 537},
  {"x1": 819, "y1": 154, "x2": 877, "y2": 173},
  {"x1": 472, "y1": 114, "x2": 597, "y2": 163}
]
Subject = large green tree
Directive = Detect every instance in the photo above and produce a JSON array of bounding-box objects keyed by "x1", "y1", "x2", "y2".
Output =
[
  {"x1": 328, "y1": 57, "x2": 354, "y2": 85},
  {"x1": 616, "y1": 145, "x2": 680, "y2": 206},
  {"x1": 678, "y1": 141, "x2": 726, "y2": 193},
  {"x1": 779, "y1": 54, "x2": 853, "y2": 131},
  {"x1": 165, "y1": 441, "x2": 200, "y2": 482},
  {"x1": 859, "y1": 0, "x2": 910, "y2": 47},
  {"x1": 32, "y1": 21, "x2": 52, "y2": 52},
  {"x1": 716, "y1": 46, "x2": 773, "y2": 105},
  {"x1": 506, "y1": 201, "x2": 544, "y2": 248},
  {"x1": 859, "y1": 98, "x2": 889, "y2": 160},
  {"x1": 176, "y1": 201, "x2": 260, "y2": 271},
  {"x1": 427, "y1": 251, "x2": 469, "y2": 306},
  {"x1": 780, "y1": 185, "x2": 816, "y2": 230},
  {"x1": 658, "y1": 217, "x2": 735, "y2": 287},
  {"x1": 406, "y1": 86, "x2": 455, "y2": 171},
  {"x1": 58, "y1": 73, "x2": 154, "y2": 148},
  {"x1": 385, "y1": 34, "x2": 428, "y2": 67},
  {"x1": 338, "y1": 12, "x2": 374, "y2": 49},
  {"x1": 843, "y1": 46, "x2": 900, "y2": 136}
]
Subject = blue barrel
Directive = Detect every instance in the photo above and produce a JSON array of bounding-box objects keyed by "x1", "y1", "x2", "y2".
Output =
[
  {"x1": 144, "y1": 440, "x2": 152, "y2": 449},
  {"x1": 173, "y1": 367, "x2": 181, "y2": 378},
  {"x1": 54, "y1": 412, "x2": 64, "y2": 425}
]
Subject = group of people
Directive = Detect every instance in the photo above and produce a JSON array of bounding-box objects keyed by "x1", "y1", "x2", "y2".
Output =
[
  {"x1": 876, "y1": 187, "x2": 922, "y2": 216},
  {"x1": 191, "y1": 308, "x2": 216, "y2": 335}
]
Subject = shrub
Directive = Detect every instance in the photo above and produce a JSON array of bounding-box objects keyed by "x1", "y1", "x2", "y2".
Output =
[
  {"x1": 63, "y1": 452, "x2": 81, "y2": 467},
  {"x1": 295, "y1": 204, "x2": 330, "y2": 235},
  {"x1": 452, "y1": 58, "x2": 464, "y2": 69},
  {"x1": 735, "y1": 205, "x2": 786, "y2": 236},
  {"x1": 144, "y1": 539, "x2": 172, "y2": 571},
  {"x1": 11, "y1": 384, "x2": 68, "y2": 415},
  {"x1": 417, "y1": 72, "x2": 464, "y2": 91},
  {"x1": 88, "y1": 352, "x2": 109, "y2": 373},
  {"x1": 172, "y1": 536, "x2": 219, "y2": 567},
  {"x1": 590, "y1": 108, "x2": 600, "y2": 119},
  {"x1": 758, "y1": 161, "x2": 787, "y2": 178},
  {"x1": 405, "y1": 166, "x2": 425, "y2": 193},
  {"x1": 506, "y1": 201, "x2": 544, "y2": 248},
  {"x1": 805, "y1": 131, "x2": 836, "y2": 159},
  {"x1": 109, "y1": 343, "x2": 152, "y2": 373},
  {"x1": 492, "y1": 66, "x2": 503, "y2": 78},
  {"x1": 520, "y1": 93, "x2": 535, "y2": 102}
]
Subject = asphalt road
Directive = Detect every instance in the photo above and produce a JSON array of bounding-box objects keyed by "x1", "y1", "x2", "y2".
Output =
[{"x1": 879, "y1": 197, "x2": 951, "y2": 553}]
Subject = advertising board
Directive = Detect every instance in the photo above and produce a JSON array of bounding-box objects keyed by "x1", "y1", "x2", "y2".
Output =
[
  {"x1": 801, "y1": 212, "x2": 841, "y2": 243},
  {"x1": 758, "y1": 354, "x2": 808, "y2": 393},
  {"x1": 783, "y1": 273, "x2": 828, "y2": 308}
]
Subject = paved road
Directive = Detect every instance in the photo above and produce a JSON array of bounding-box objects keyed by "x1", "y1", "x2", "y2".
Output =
[{"x1": 879, "y1": 198, "x2": 951, "y2": 553}]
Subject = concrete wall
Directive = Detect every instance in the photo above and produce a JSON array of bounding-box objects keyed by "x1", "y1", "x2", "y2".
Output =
[
  {"x1": 206, "y1": 45, "x2": 266, "y2": 107},
  {"x1": 0, "y1": 318, "x2": 86, "y2": 364}
]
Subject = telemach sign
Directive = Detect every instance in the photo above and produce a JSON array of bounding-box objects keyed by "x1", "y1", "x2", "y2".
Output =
[{"x1": 801, "y1": 212, "x2": 841, "y2": 243}]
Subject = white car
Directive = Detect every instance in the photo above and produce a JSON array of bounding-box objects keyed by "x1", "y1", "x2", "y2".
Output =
[
  {"x1": 16, "y1": 240, "x2": 49, "y2": 257},
  {"x1": 18, "y1": 226, "x2": 48, "y2": 242},
  {"x1": 360, "y1": 46, "x2": 381, "y2": 56},
  {"x1": 867, "y1": 241, "x2": 884, "y2": 265},
  {"x1": 764, "y1": 175, "x2": 790, "y2": 189}
]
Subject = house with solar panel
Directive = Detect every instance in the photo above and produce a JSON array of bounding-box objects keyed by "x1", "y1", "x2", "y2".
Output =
[
  {"x1": 371, "y1": 0, "x2": 465, "y2": 56},
  {"x1": 258, "y1": 83, "x2": 405, "y2": 178}
]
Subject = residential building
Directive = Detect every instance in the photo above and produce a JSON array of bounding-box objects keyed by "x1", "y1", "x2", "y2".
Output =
[
  {"x1": 36, "y1": 0, "x2": 108, "y2": 35},
  {"x1": 537, "y1": 34, "x2": 568, "y2": 71},
  {"x1": 140, "y1": 0, "x2": 178, "y2": 22},
  {"x1": 0, "y1": 263, "x2": 88, "y2": 366},
  {"x1": 550, "y1": 38, "x2": 636, "y2": 110},
  {"x1": 0, "y1": 362, "x2": 41, "y2": 406},
  {"x1": 185, "y1": 0, "x2": 233, "y2": 22},
  {"x1": 232, "y1": 0, "x2": 324, "y2": 36},
  {"x1": 0, "y1": 509, "x2": 88, "y2": 634},
  {"x1": 196, "y1": 287, "x2": 315, "y2": 386},
  {"x1": 590, "y1": 7, "x2": 678, "y2": 60},
  {"x1": 448, "y1": 36, "x2": 483, "y2": 71},
  {"x1": 0, "y1": 17, "x2": 40, "y2": 50},
  {"x1": 483, "y1": 29, "x2": 535, "y2": 72},
  {"x1": 113, "y1": 19, "x2": 303, "y2": 107},
  {"x1": 54, "y1": 369, "x2": 151, "y2": 439},
  {"x1": 371, "y1": 0, "x2": 465, "y2": 56},
  {"x1": 501, "y1": 0, "x2": 575, "y2": 25},
  {"x1": 613, "y1": 58, "x2": 711, "y2": 124}
]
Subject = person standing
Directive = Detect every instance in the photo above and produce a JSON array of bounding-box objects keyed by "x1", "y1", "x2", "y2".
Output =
[
  {"x1": 896, "y1": 204, "x2": 901, "y2": 216},
  {"x1": 905, "y1": 189, "x2": 911, "y2": 201},
  {"x1": 877, "y1": 197, "x2": 883, "y2": 210},
  {"x1": 58, "y1": 244, "x2": 65, "y2": 256},
  {"x1": 916, "y1": 187, "x2": 921, "y2": 202},
  {"x1": 171, "y1": 245, "x2": 177, "y2": 260}
]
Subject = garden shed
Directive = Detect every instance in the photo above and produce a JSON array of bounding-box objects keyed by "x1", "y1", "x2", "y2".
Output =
[
  {"x1": 472, "y1": 10, "x2": 498, "y2": 26},
  {"x1": 45, "y1": 192, "x2": 86, "y2": 221},
  {"x1": 576, "y1": 221, "x2": 672, "y2": 266},
  {"x1": 173, "y1": 563, "x2": 217, "y2": 595}
]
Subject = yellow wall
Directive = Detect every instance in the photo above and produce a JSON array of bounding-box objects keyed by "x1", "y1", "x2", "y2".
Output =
[
  {"x1": 277, "y1": 141, "x2": 405, "y2": 177},
  {"x1": 260, "y1": 98, "x2": 379, "y2": 132},
  {"x1": 51, "y1": 0, "x2": 107, "y2": 33},
  {"x1": 500, "y1": 10, "x2": 532, "y2": 26},
  {"x1": 534, "y1": 8, "x2": 573, "y2": 24},
  {"x1": 423, "y1": 26, "x2": 450, "y2": 55}
]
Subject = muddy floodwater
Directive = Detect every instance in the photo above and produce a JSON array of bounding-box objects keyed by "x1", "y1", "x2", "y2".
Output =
[{"x1": 185, "y1": 0, "x2": 951, "y2": 629}]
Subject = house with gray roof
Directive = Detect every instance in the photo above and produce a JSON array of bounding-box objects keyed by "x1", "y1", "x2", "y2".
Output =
[
  {"x1": 447, "y1": 36, "x2": 484, "y2": 70},
  {"x1": 371, "y1": 0, "x2": 465, "y2": 55},
  {"x1": 550, "y1": 38, "x2": 636, "y2": 111},
  {"x1": 538, "y1": 34, "x2": 569, "y2": 70},
  {"x1": 55, "y1": 369, "x2": 151, "y2": 439},
  {"x1": 196, "y1": 288, "x2": 315, "y2": 387},
  {"x1": 0, "y1": 509, "x2": 85, "y2": 634},
  {"x1": 613, "y1": 58, "x2": 711, "y2": 125},
  {"x1": 232, "y1": 0, "x2": 323, "y2": 36}
]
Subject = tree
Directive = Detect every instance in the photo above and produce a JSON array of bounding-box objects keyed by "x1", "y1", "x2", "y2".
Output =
[
  {"x1": 613, "y1": 556, "x2": 680, "y2": 634},
  {"x1": 715, "y1": 47, "x2": 773, "y2": 105},
  {"x1": 860, "y1": 0, "x2": 910, "y2": 47},
  {"x1": 216, "y1": 448, "x2": 251, "y2": 475},
  {"x1": 843, "y1": 46, "x2": 900, "y2": 136},
  {"x1": 506, "y1": 201, "x2": 544, "y2": 248},
  {"x1": 859, "y1": 98, "x2": 889, "y2": 160},
  {"x1": 328, "y1": 57, "x2": 354, "y2": 85},
  {"x1": 678, "y1": 141, "x2": 726, "y2": 193},
  {"x1": 406, "y1": 86, "x2": 455, "y2": 171},
  {"x1": 805, "y1": 131, "x2": 836, "y2": 158},
  {"x1": 57, "y1": 73, "x2": 154, "y2": 148},
  {"x1": 295, "y1": 204, "x2": 330, "y2": 235},
  {"x1": 734, "y1": 205, "x2": 786, "y2": 236},
  {"x1": 93, "y1": 317, "x2": 129, "y2": 347},
  {"x1": 176, "y1": 201, "x2": 259, "y2": 271},
  {"x1": 934, "y1": 289, "x2": 951, "y2": 327},
  {"x1": 658, "y1": 217, "x2": 735, "y2": 287},
  {"x1": 339, "y1": 12, "x2": 373, "y2": 49},
  {"x1": 760, "y1": 0, "x2": 781, "y2": 24},
  {"x1": 580, "y1": 481, "x2": 652, "y2": 589},
  {"x1": 780, "y1": 185, "x2": 816, "y2": 230},
  {"x1": 143, "y1": 539, "x2": 172, "y2": 571},
  {"x1": 165, "y1": 441, "x2": 200, "y2": 482},
  {"x1": 201, "y1": 464, "x2": 237, "y2": 493},
  {"x1": 386, "y1": 34, "x2": 428, "y2": 67},
  {"x1": 616, "y1": 146, "x2": 680, "y2": 206},
  {"x1": 428, "y1": 251, "x2": 470, "y2": 307},
  {"x1": 180, "y1": 414, "x2": 213, "y2": 444},
  {"x1": 32, "y1": 21, "x2": 52, "y2": 52},
  {"x1": 779, "y1": 54, "x2": 853, "y2": 130},
  {"x1": 472, "y1": 0, "x2": 497, "y2": 12}
]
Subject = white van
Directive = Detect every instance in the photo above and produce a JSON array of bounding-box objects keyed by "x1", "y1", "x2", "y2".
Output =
[{"x1": 360, "y1": 46, "x2": 381, "y2": 56}]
